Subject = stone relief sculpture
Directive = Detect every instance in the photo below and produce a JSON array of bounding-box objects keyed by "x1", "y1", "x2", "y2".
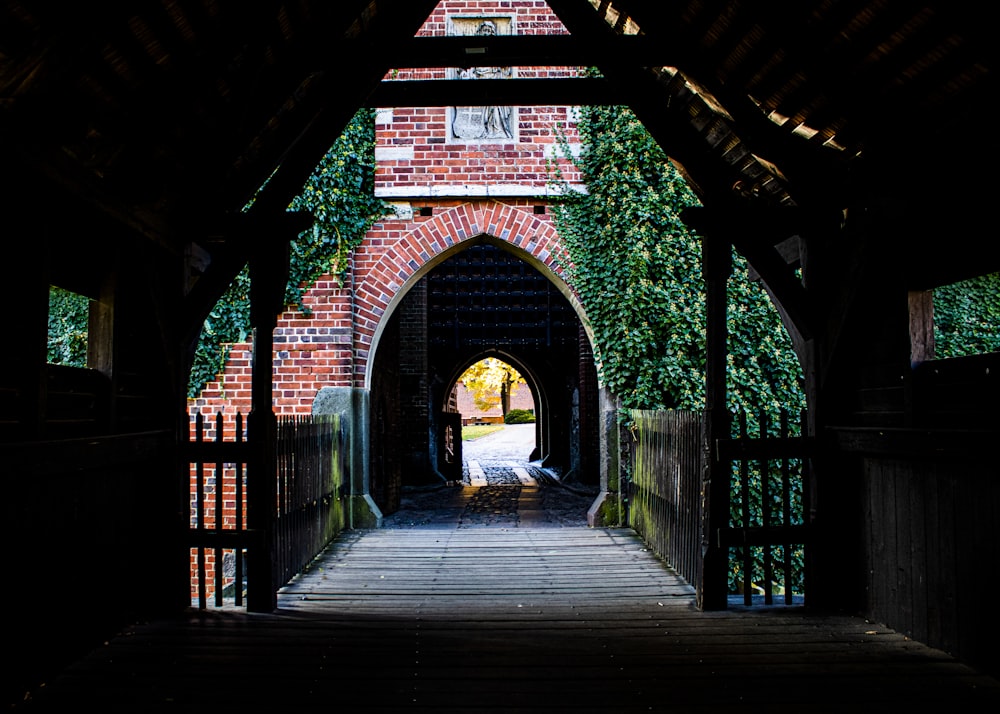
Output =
[{"x1": 451, "y1": 19, "x2": 515, "y2": 140}]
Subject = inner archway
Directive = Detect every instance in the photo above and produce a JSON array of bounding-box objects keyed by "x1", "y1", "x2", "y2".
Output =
[
  {"x1": 451, "y1": 355, "x2": 537, "y2": 462},
  {"x1": 367, "y1": 240, "x2": 600, "y2": 518},
  {"x1": 425, "y1": 242, "x2": 598, "y2": 487}
]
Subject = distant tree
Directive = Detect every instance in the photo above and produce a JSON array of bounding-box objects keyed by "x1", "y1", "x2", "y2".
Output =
[{"x1": 459, "y1": 358, "x2": 524, "y2": 417}]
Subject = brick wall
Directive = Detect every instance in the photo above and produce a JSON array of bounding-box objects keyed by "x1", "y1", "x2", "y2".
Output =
[
  {"x1": 377, "y1": 0, "x2": 583, "y2": 199},
  {"x1": 186, "y1": 0, "x2": 586, "y2": 599},
  {"x1": 188, "y1": 0, "x2": 584, "y2": 419}
]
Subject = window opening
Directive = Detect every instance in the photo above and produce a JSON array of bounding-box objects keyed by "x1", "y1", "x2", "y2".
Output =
[
  {"x1": 933, "y1": 272, "x2": 1000, "y2": 359},
  {"x1": 47, "y1": 285, "x2": 90, "y2": 367},
  {"x1": 910, "y1": 272, "x2": 1000, "y2": 362}
]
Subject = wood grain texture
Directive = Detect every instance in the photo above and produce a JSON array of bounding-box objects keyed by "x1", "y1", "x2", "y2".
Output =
[{"x1": 17, "y1": 526, "x2": 1000, "y2": 713}]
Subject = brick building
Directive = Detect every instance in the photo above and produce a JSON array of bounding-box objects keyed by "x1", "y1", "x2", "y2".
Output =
[{"x1": 186, "y1": 0, "x2": 600, "y2": 597}]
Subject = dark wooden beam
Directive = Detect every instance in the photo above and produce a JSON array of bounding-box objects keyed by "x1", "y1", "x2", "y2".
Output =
[
  {"x1": 229, "y1": 0, "x2": 442, "y2": 215},
  {"x1": 828, "y1": 426, "x2": 995, "y2": 460},
  {"x1": 682, "y1": 205, "x2": 840, "y2": 344},
  {"x1": 717, "y1": 524, "x2": 810, "y2": 548},
  {"x1": 367, "y1": 77, "x2": 626, "y2": 107},
  {"x1": 370, "y1": 34, "x2": 671, "y2": 69},
  {"x1": 700, "y1": 232, "x2": 732, "y2": 611}
]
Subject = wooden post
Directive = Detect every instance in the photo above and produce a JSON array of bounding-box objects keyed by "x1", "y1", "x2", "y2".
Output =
[
  {"x1": 699, "y1": 233, "x2": 731, "y2": 610},
  {"x1": 3, "y1": 231, "x2": 48, "y2": 440},
  {"x1": 245, "y1": 233, "x2": 291, "y2": 613}
]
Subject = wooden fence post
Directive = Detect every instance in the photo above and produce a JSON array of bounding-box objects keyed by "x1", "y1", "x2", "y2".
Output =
[
  {"x1": 245, "y1": 233, "x2": 290, "y2": 613},
  {"x1": 699, "y1": 233, "x2": 732, "y2": 610}
]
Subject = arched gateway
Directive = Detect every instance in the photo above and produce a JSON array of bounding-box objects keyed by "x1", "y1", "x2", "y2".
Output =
[
  {"x1": 187, "y1": 0, "x2": 600, "y2": 530},
  {"x1": 189, "y1": 197, "x2": 603, "y2": 527},
  {"x1": 357, "y1": 195, "x2": 604, "y2": 509},
  {"x1": 355, "y1": 201, "x2": 583, "y2": 389}
]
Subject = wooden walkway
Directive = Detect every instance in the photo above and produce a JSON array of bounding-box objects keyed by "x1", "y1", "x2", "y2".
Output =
[{"x1": 16, "y1": 525, "x2": 1000, "y2": 713}]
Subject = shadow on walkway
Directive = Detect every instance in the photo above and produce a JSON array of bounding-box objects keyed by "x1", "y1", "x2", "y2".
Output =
[{"x1": 383, "y1": 424, "x2": 598, "y2": 530}]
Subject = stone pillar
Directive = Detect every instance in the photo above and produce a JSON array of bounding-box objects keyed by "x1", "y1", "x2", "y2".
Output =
[
  {"x1": 313, "y1": 386, "x2": 382, "y2": 529},
  {"x1": 588, "y1": 386, "x2": 621, "y2": 527}
]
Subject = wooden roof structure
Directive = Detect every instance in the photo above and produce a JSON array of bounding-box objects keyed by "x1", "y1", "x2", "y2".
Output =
[
  {"x1": 3, "y1": 1, "x2": 995, "y2": 298},
  {"x1": 2, "y1": 0, "x2": 998, "y2": 706}
]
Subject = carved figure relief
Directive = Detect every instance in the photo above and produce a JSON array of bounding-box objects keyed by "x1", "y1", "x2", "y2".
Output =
[{"x1": 450, "y1": 18, "x2": 515, "y2": 141}]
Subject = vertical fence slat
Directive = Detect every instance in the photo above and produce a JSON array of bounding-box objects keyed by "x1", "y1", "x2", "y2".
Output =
[
  {"x1": 760, "y1": 409, "x2": 773, "y2": 606},
  {"x1": 739, "y1": 411, "x2": 752, "y2": 606},
  {"x1": 780, "y1": 409, "x2": 793, "y2": 605},
  {"x1": 195, "y1": 412, "x2": 207, "y2": 611},
  {"x1": 728, "y1": 407, "x2": 809, "y2": 606},
  {"x1": 235, "y1": 412, "x2": 244, "y2": 607},
  {"x1": 628, "y1": 410, "x2": 702, "y2": 588},
  {"x1": 800, "y1": 408, "x2": 811, "y2": 602},
  {"x1": 269, "y1": 413, "x2": 345, "y2": 591},
  {"x1": 188, "y1": 410, "x2": 342, "y2": 610},
  {"x1": 214, "y1": 412, "x2": 224, "y2": 608}
]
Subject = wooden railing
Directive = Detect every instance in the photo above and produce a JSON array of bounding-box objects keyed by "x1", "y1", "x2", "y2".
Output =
[
  {"x1": 274, "y1": 414, "x2": 346, "y2": 590},
  {"x1": 186, "y1": 411, "x2": 346, "y2": 609},
  {"x1": 187, "y1": 411, "x2": 250, "y2": 608},
  {"x1": 628, "y1": 408, "x2": 812, "y2": 608},
  {"x1": 627, "y1": 410, "x2": 704, "y2": 588}
]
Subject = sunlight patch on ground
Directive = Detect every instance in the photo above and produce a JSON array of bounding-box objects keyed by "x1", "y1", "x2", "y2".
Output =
[{"x1": 462, "y1": 424, "x2": 505, "y2": 440}]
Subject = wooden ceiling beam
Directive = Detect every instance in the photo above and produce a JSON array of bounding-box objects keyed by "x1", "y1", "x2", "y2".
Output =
[
  {"x1": 367, "y1": 77, "x2": 626, "y2": 108},
  {"x1": 368, "y1": 34, "x2": 671, "y2": 70}
]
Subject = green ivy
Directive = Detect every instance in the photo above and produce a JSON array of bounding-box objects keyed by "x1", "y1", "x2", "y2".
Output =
[
  {"x1": 286, "y1": 108, "x2": 388, "y2": 306},
  {"x1": 549, "y1": 103, "x2": 805, "y2": 420},
  {"x1": 187, "y1": 269, "x2": 251, "y2": 398},
  {"x1": 934, "y1": 273, "x2": 1000, "y2": 358},
  {"x1": 47, "y1": 286, "x2": 89, "y2": 367},
  {"x1": 548, "y1": 102, "x2": 808, "y2": 594},
  {"x1": 188, "y1": 108, "x2": 387, "y2": 397}
]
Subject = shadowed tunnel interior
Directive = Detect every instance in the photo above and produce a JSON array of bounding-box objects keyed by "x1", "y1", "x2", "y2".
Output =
[{"x1": 368, "y1": 241, "x2": 599, "y2": 516}]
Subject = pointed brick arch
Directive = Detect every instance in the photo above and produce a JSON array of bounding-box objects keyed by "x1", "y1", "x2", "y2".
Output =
[
  {"x1": 353, "y1": 199, "x2": 584, "y2": 388},
  {"x1": 186, "y1": 199, "x2": 589, "y2": 419}
]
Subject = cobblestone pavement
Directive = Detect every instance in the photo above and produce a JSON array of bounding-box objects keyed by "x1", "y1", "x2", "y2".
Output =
[
  {"x1": 381, "y1": 425, "x2": 600, "y2": 530},
  {"x1": 382, "y1": 462, "x2": 597, "y2": 529}
]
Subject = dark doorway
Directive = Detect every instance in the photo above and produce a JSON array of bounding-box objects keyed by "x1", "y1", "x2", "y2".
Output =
[{"x1": 368, "y1": 240, "x2": 600, "y2": 517}]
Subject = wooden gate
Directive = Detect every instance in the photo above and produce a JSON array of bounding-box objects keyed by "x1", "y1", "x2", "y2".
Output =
[
  {"x1": 628, "y1": 408, "x2": 812, "y2": 607},
  {"x1": 186, "y1": 411, "x2": 347, "y2": 609},
  {"x1": 715, "y1": 409, "x2": 812, "y2": 605}
]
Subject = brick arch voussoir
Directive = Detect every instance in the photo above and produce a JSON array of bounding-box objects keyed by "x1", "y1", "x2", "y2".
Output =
[{"x1": 355, "y1": 201, "x2": 571, "y2": 387}]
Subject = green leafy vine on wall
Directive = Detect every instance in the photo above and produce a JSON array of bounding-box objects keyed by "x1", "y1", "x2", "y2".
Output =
[
  {"x1": 548, "y1": 102, "x2": 806, "y2": 419},
  {"x1": 187, "y1": 108, "x2": 388, "y2": 398},
  {"x1": 548, "y1": 102, "x2": 998, "y2": 594},
  {"x1": 47, "y1": 286, "x2": 90, "y2": 367},
  {"x1": 933, "y1": 273, "x2": 1000, "y2": 358},
  {"x1": 547, "y1": 101, "x2": 808, "y2": 593}
]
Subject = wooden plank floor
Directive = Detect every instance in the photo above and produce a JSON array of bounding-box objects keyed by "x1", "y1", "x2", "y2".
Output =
[{"x1": 15, "y1": 524, "x2": 1000, "y2": 713}]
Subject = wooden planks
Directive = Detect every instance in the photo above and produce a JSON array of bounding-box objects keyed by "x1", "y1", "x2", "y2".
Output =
[{"x1": 17, "y1": 526, "x2": 1000, "y2": 713}]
